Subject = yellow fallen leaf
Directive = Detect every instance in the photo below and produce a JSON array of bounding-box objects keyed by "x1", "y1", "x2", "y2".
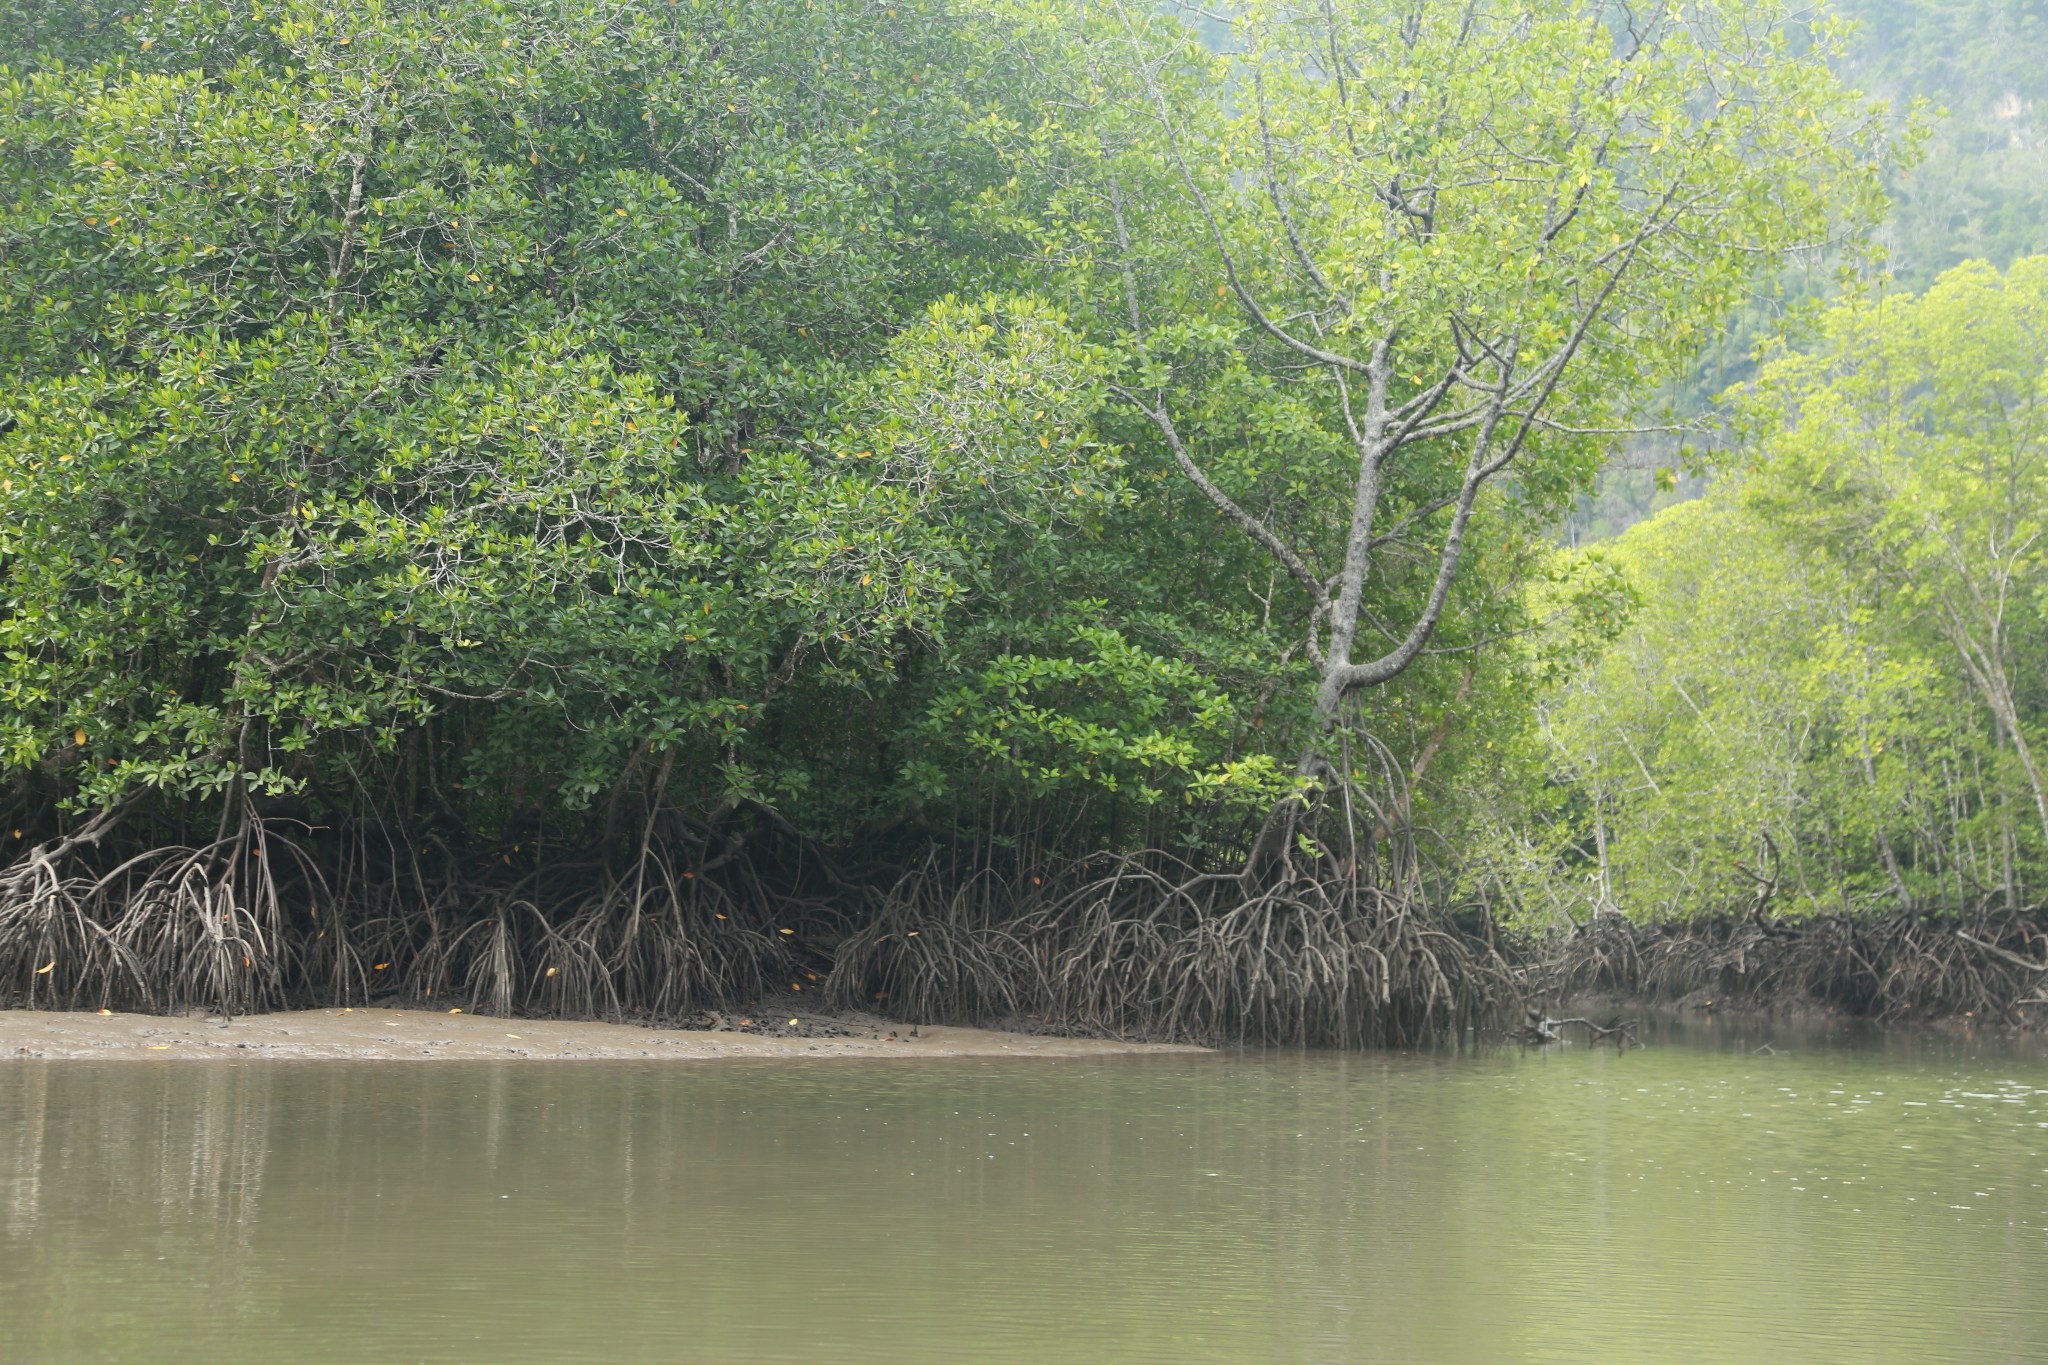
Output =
[
  {"x1": 778, "y1": 928, "x2": 795, "y2": 935},
  {"x1": 449, "y1": 1008, "x2": 462, "y2": 1014},
  {"x1": 150, "y1": 1044, "x2": 169, "y2": 1050},
  {"x1": 546, "y1": 966, "x2": 558, "y2": 976},
  {"x1": 505, "y1": 1033, "x2": 522, "y2": 1039},
  {"x1": 35, "y1": 961, "x2": 54, "y2": 973},
  {"x1": 788, "y1": 1019, "x2": 799, "y2": 1026},
  {"x1": 98, "y1": 1009, "x2": 113, "y2": 1016}
]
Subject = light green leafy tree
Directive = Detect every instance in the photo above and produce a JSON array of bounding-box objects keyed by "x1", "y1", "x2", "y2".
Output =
[
  {"x1": 1493, "y1": 257, "x2": 2048, "y2": 927},
  {"x1": 1741, "y1": 257, "x2": 2048, "y2": 860},
  {"x1": 983, "y1": 0, "x2": 1895, "y2": 797}
]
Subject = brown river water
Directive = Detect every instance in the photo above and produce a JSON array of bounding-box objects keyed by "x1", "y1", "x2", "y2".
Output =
[{"x1": 4, "y1": 1017, "x2": 2046, "y2": 1363}]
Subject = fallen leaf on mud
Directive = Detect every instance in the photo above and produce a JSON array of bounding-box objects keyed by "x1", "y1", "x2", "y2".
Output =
[
  {"x1": 149, "y1": 1045, "x2": 169, "y2": 1050},
  {"x1": 448, "y1": 1008, "x2": 462, "y2": 1014},
  {"x1": 97, "y1": 1009, "x2": 113, "y2": 1016},
  {"x1": 505, "y1": 1033, "x2": 522, "y2": 1039},
  {"x1": 546, "y1": 967, "x2": 558, "y2": 976},
  {"x1": 788, "y1": 1019, "x2": 799, "y2": 1026},
  {"x1": 34, "y1": 961, "x2": 53, "y2": 974}
]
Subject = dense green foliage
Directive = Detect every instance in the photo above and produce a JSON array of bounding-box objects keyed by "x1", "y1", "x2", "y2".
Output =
[
  {"x1": 0, "y1": 0, "x2": 1184, "y2": 846},
  {"x1": 0, "y1": 0, "x2": 1877, "y2": 848},
  {"x1": 1493, "y1": 258, "x2": 2048, "y2": 928}
]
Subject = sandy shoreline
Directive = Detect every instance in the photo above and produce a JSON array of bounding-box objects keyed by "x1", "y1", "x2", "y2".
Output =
[{"x1": 0, "y1": 1007, "x2": 1204, "y2": 1062}]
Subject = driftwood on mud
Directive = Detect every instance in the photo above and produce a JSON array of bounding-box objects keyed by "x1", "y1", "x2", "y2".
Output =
[{"x1": 1512, "y1": 1006, "x2": 1638, "y2": 1047}]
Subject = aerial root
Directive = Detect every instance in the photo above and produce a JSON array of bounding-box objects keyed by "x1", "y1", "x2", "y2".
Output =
[
  {"x1": 1546, "y1": 912, "x2": 2048, "y2": 1024},
  {"x1": 2, "y1": 822, "x2": 1513, "y2": 1045},
  {"x1": 836, "y1": 851, "x2": 1513, "y2": 1046}
]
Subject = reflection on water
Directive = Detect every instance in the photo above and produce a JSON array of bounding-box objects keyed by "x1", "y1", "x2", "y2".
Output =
[{"x1": 4, "y1": 1022, "x2": 2047, "y2": 1363}]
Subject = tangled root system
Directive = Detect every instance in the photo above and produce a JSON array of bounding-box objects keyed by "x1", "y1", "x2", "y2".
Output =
[
  {"x1": 1546, "y1": 911, "x2": 2048, "y2": 1024},
  {"x1": 3, "y1": 790, "x2": 1514, "y2": 1047},
  {"x1": 0, "y1": 808, "x2": 804, "y2": 1022},
  {"x1": 1016, "y1": 853, "x2": 1508, "y2": 1047}
]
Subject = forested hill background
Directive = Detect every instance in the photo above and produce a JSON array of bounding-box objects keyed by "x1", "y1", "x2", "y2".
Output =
[
  {"x1": 1848, "y1": 0, "x2": 2047, "y2": 287},
  {"x1": 1565, "y1": 0, "x2": 2048, "y2": 542}
]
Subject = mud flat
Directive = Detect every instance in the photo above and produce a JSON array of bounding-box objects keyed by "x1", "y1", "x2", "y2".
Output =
[{"x1": 1, "y1": 1007, "x2": 1206, "y2": 1061}]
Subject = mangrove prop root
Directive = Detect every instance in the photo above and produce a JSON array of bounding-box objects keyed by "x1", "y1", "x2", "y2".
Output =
[
  {"x1": 0, "y1": 808, "x2": 1517, "y2": 1046},
  {"x1": 1544, "y1": 912, "x2": 2048, "y2": 1024}
]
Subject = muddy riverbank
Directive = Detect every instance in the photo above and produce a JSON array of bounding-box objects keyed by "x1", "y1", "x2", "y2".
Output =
[{"x1": 0, "y1": 1008, "x2": 1205, "y2": 1062}]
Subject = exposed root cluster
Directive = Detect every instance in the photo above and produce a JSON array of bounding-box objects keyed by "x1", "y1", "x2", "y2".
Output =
[
  {"x1": 827, "y1": 851, "x2": 1510, "y2": 1048},
  {"x1": 1546, "y1": 911, "x2": 2048, "y2": 1024},
  {"x1": 1, "y1": 803, "x2": 1512, "y2": 1048},
  {"x1": 0, "y1": 815, "x2": 805, "y2": 1022}
]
